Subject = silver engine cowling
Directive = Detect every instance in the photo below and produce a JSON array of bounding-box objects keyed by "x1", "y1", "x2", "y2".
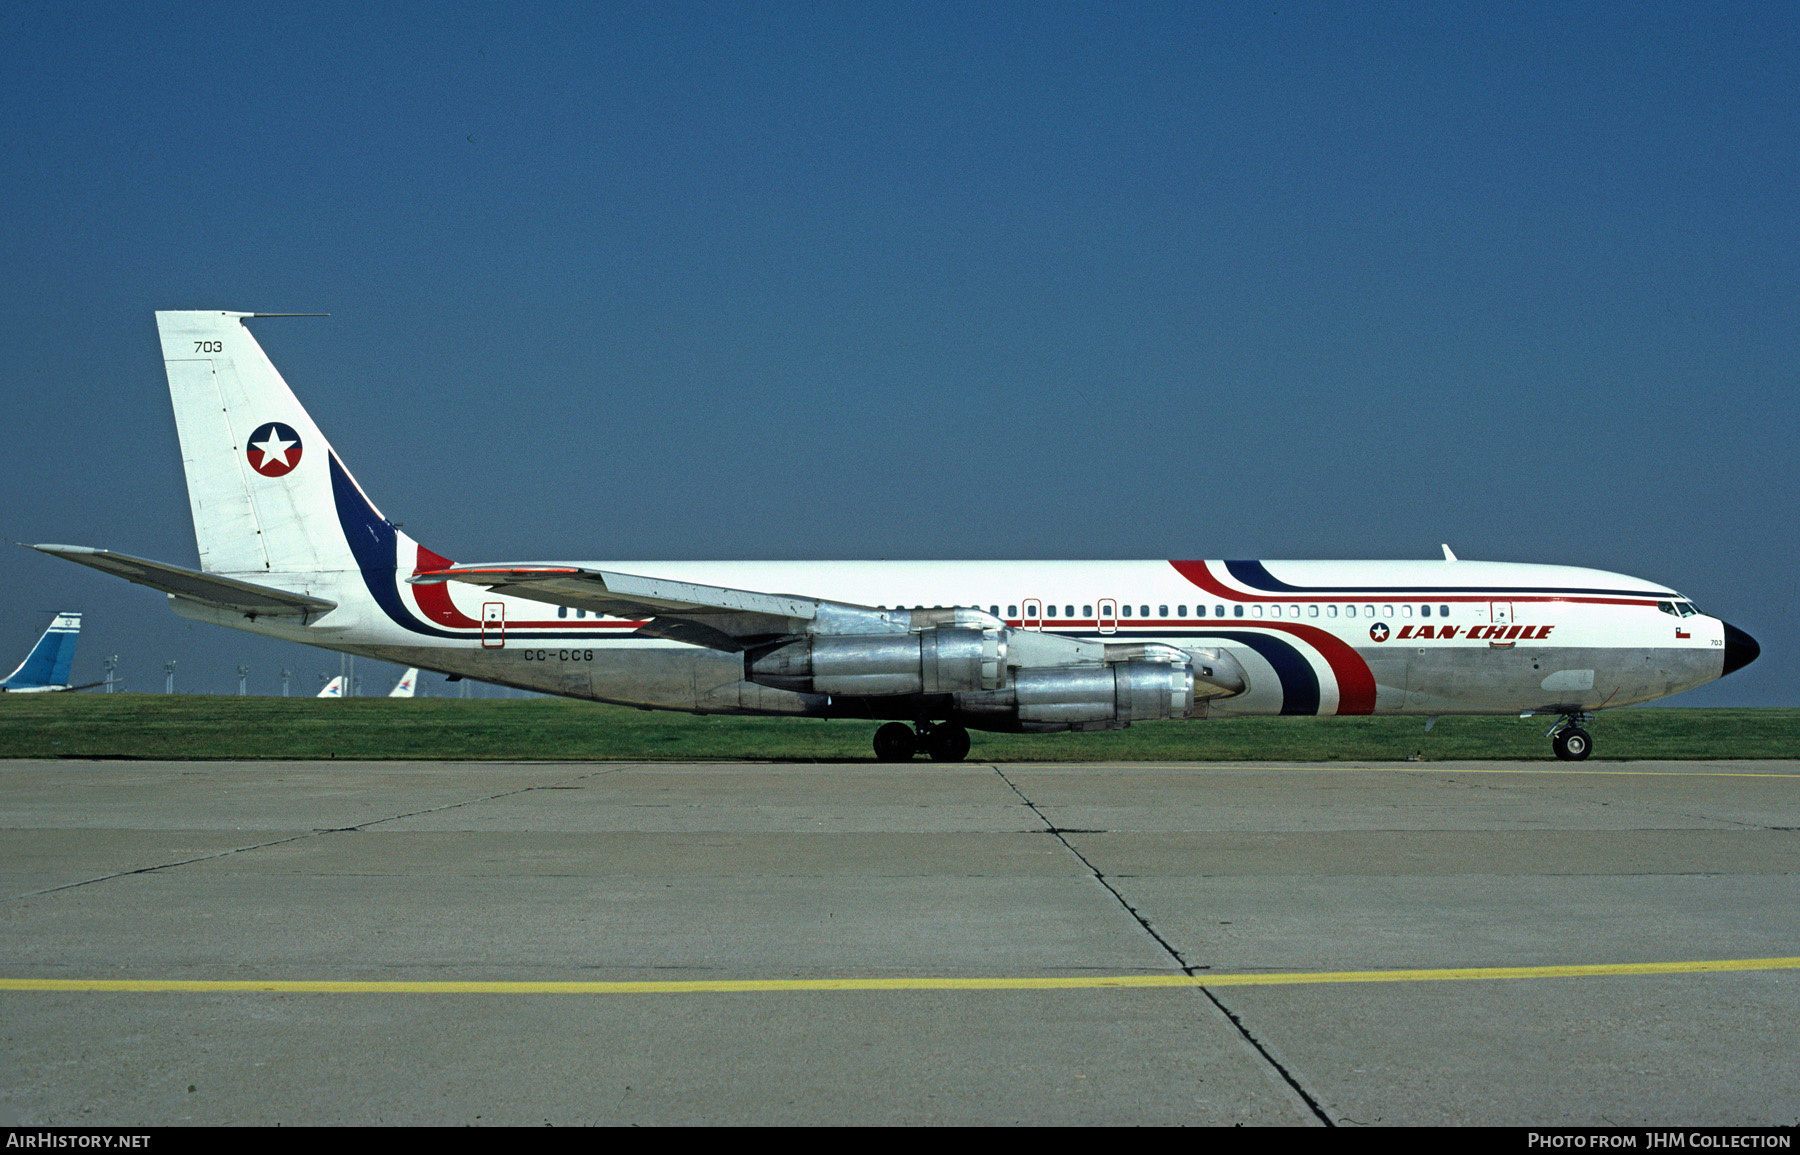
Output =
[
  {"x1": 953, "y1": 654, "x2": 1196, "y2": 730},
  {"x1": 747, "y1": 627, "x2": 1006, "y2": 696}
]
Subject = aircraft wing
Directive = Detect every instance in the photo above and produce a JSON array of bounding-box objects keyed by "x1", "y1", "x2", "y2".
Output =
[
  {"x1": 408, "y1": 564, "x2": 996, "y2": 652},
  {"x1": 32, "y1": 545, "x2": 337, "y2": 619}
]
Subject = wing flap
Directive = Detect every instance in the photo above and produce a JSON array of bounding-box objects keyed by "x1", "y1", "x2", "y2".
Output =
[
  {"x1": 32, "y1": 545, "x2": 337, "y2": 618},
  {"x1": 408, "y1": 564, "x2": 998, "y2": 652}
]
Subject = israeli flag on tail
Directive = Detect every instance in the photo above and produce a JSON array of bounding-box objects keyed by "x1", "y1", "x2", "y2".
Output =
[{"x1": 1, "y1": 613, "x2": 83, "y2": 692}]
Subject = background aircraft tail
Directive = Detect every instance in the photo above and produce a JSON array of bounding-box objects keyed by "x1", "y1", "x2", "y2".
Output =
[
  {"x1": 155, "y1": 312, "x2": 439, "y2": 580},
  {"x1": 388, "y1": 668, "x2": 419, "y2": 697},
  {"x1": 1, "y1": 613, "x2": 81, "y2": 691},
  {"x1": 317, "y1": 675, "x2": 344, "y2": 698}
]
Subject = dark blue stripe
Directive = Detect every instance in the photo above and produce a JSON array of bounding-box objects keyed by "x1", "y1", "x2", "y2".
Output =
[
  {"x1": 330, "y1": 453, "x2": 466, "y2": 640},
  {"x1": 1222, "y1": 559, "x2": 1658, "y2": 597},
  {"x1": 1206, "y1": 630, "x2": 1319, "y2": 716}
]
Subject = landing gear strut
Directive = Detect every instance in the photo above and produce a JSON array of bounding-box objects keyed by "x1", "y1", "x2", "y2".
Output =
[
  {"x1": 1547, "y1": 713, "x2": 1595, "y2": 761},
  {"x1": 871, "y1": 721, "x2": 971, "y2": 763}
]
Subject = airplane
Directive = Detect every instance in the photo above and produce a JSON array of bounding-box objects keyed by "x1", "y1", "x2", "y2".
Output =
[
  {"x1": 388, "y1": 668, "x2": 419, "y2": 698},
  {"x1": 0, "y1": 612, "x2": 98, "y2": 693},
  {"x1": 30, "y1": 311, "x2": 1760, "y2": 762},
  {"x1": 317, "y1": 675, "x2": 344, "y2": 699}
]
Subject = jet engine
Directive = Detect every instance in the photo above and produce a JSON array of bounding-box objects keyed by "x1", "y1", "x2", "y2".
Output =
[{"x1": 746, "y1": 627, "x2": 1007, "y2": 696}]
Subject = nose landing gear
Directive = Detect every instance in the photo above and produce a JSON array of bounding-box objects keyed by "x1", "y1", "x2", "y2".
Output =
[
  {"x1": 1546, "y1": 713, "x2": 1595, "y2": 761},
  {"x1": 872, "y1": 721, "x2": 971, "y2": 763}
]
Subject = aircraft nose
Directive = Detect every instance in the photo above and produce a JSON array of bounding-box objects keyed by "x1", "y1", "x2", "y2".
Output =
[{"x1": 1721, "y1": 622, "x2": 1760, "y2": 677}]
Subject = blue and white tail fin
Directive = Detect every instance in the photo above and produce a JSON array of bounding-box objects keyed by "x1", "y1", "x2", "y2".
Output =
[
  {"x1": 1, "y1": 612, "x2": 81, "y2": 692},
  {"x1": 317, "y1": 675, "x2": 345, "y2": 698},
  {"x1": 388, "y1": 668, "x2": 419, "y2": 697},
  {"x1": 156, "y1": 312, "x2": 435, "y2": 579}
]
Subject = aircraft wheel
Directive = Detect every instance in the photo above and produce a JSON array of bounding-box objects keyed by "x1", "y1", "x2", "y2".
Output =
[
  {"x1": 924, "y1": 722, "x2": 971, "y2": 763},
  {"x1": 1552, "y1": 727, "x2": 1592, "y2": 762},
  {"x1": 873, "y1": 722, "x2": 917, "y2": 762}
]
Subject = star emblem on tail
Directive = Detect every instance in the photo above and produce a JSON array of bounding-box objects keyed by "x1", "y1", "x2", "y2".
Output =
[{"x1": 247, "y1": 421, "x2": 303, "y2": 477}]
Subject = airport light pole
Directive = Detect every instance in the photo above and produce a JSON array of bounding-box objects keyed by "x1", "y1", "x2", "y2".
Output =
[
  {"x1": 237, "y1": 664, "x2": 249, "y2": 696},
  {"x1": 164, "y1": 661, "x2": 176, "y2": 694},
  {"x1": 103, "y1": 655, "x2": 118, "y2": 693},
  {"x1": 280, "y1": 668, "x2": 291, "y2": 697}
]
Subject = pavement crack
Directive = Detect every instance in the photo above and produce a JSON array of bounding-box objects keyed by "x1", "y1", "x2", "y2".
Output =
[
  {"x1": 10, "y1": 767, "x2": 615, "y2": 902},
  {"x1": 988, "y1": 764, "x2": 1335, "y2": 1127}
]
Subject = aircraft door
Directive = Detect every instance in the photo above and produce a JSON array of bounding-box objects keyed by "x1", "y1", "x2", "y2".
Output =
[
  {"x1": 1022, "y1": 599, "x2": 1042, "y2": 631},
  {"x1": 1098, "y1": 599, "x2": 1117, "y2": 635},
  {"x1": 482, "y1": 602, "x2": 506, "y2": 648}
]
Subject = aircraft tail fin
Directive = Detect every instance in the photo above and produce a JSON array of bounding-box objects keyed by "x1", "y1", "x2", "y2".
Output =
[
  {"x1": 155, "y1": 312, "x2": 444, "y2": 579},
  {"x1": 388, "y1": 668, "x2": 419, "y2": 697},
  {"x1": 317, "y1": 675, "x2": 344, "y2": 698},
  {"x1": 1, "y1": 612, "x2": 81, "y2": 691}
]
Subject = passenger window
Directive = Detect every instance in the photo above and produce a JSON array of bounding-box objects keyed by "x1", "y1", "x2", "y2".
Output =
[
  {"x1": 1383, "y1": 605, "x2": 1395, "y2": 618},
  {"x1": 1122, "y1": 604, "x2": 1132, "y2": 617},
  {"x1": 1420, "y1": 605, "x2": 1431, "y2": 618},
  {"x1": 1308, "y1": 604, "x2": 1319, "y2": 618},
  {"x1": 1177, "y1": 605, "x2": 1187, "y2": 617},
  {"x1": 558, "y1": 606, "x2": 567, "y2": 619},
  {"x1": 1344, "y1": 605, "x2": 1355, "y2": 618},
  {"x1": 1140, "y1": 605, "x2": 1150, "y2": 617},
  {"x1": 1083, "y1": 605, "x2": 1093, "y2": 618},
  {"x1": 1007, "y1": 605, "x2": 1017, "y2": 618},
  {"x1": 1065, "y1": 605, "x2": 1075, "y2": 618},
  {"x1": 1327, "y1": 605, "x2": 1338, "y2": 618},
  {"x1": 1439, "y1": 605, "x2": 1449, "y2": 617},
  {"x1": 1159, "y1": 605, "x2": 1168, "y2": 617},
  {"x1": 1402, "y1": 605, "x2": 1413, "y2": 618},
  {"x1": 1232, "y1": 605, "x2": 1243, "y2": 618},
  {"x1": 1046, "y1": 605, "x2": 1057, "y2": 617},
  {"x1": 1364, "y1": 605, "x2": 1376, "y2": 617},
  {"x1": 1251, "y1": 605, "x2": 1264, "y2": 619}
]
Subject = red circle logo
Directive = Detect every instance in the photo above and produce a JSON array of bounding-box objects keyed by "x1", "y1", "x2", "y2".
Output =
[
  {"x1": 247, "y1": 422, "x2": 303, "y2": 477},
  {"x1": 1369, "y1": 622, "x2": 1390, "y2": 643}
]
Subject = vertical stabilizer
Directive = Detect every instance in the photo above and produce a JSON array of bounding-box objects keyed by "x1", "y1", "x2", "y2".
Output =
[
  {"x1": 388, "y1": 668, "x2": 419, "y2": 697},
  {"x1": 1, "y1": 613, "x2": 81, "y2": 690},
  {"x1": 317, "y1": 675, "x2": 344, "y2": 698},
  {"x1": 156, "y1": 312, "x2": 368, "y2": 577}
]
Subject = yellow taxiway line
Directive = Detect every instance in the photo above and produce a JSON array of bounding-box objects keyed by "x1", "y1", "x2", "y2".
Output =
[{"x1": 3, "y1": 956, "x2": 1797, "y2": 995}]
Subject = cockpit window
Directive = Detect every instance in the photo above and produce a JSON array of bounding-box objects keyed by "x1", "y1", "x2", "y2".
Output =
[
  {"x1": 1678, "y1": 601, "x2": 1701, "y2": 618},
  {"x1": 1657, "y1": 601, "x2": 1678, "y2": 616}
]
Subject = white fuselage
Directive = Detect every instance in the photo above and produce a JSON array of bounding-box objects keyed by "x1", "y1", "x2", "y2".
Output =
[{"x1": 172, "y1": 555, "x2": 1727, "y2": 721}]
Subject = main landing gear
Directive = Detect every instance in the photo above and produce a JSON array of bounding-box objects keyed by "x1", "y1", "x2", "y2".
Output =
[
  {"x1": 873, "y1": 721, "x2": 971, "y2": 763},
  {"x1": 1547, "y1": 713, "x2": 1595, "y2": 761}
]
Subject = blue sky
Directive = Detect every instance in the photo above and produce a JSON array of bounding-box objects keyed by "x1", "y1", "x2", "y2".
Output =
[{"x1": 1, "y1": 2, "x2": 1793, "y2": 704}]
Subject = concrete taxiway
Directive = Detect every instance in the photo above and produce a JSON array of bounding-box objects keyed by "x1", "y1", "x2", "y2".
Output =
[{"x1": 1, "y1": 758, "x2": 1797, "y2": 1126}]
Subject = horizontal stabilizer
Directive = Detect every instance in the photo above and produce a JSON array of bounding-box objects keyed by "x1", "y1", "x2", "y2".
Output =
[{"x1": 32, "y1": 545, "x2": 336, "y2": 619}]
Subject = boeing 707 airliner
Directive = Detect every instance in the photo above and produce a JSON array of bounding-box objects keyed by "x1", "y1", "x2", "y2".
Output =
[{"x1": 34, "y1": 312, "x2": 1759, "y2": 761}]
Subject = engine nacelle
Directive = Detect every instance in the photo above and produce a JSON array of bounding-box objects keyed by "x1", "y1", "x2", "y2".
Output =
[
  {"x1": 747, "y1": 627, "x2": 1006, "y2": 697},
  {"x1": 955, "y1": 657, "x2": 1195, "y2": 729}
]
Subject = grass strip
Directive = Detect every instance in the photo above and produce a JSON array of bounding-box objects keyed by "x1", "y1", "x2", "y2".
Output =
[{"x1": 1, "y1": 697, "x2": 1794, "y2": 761}]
